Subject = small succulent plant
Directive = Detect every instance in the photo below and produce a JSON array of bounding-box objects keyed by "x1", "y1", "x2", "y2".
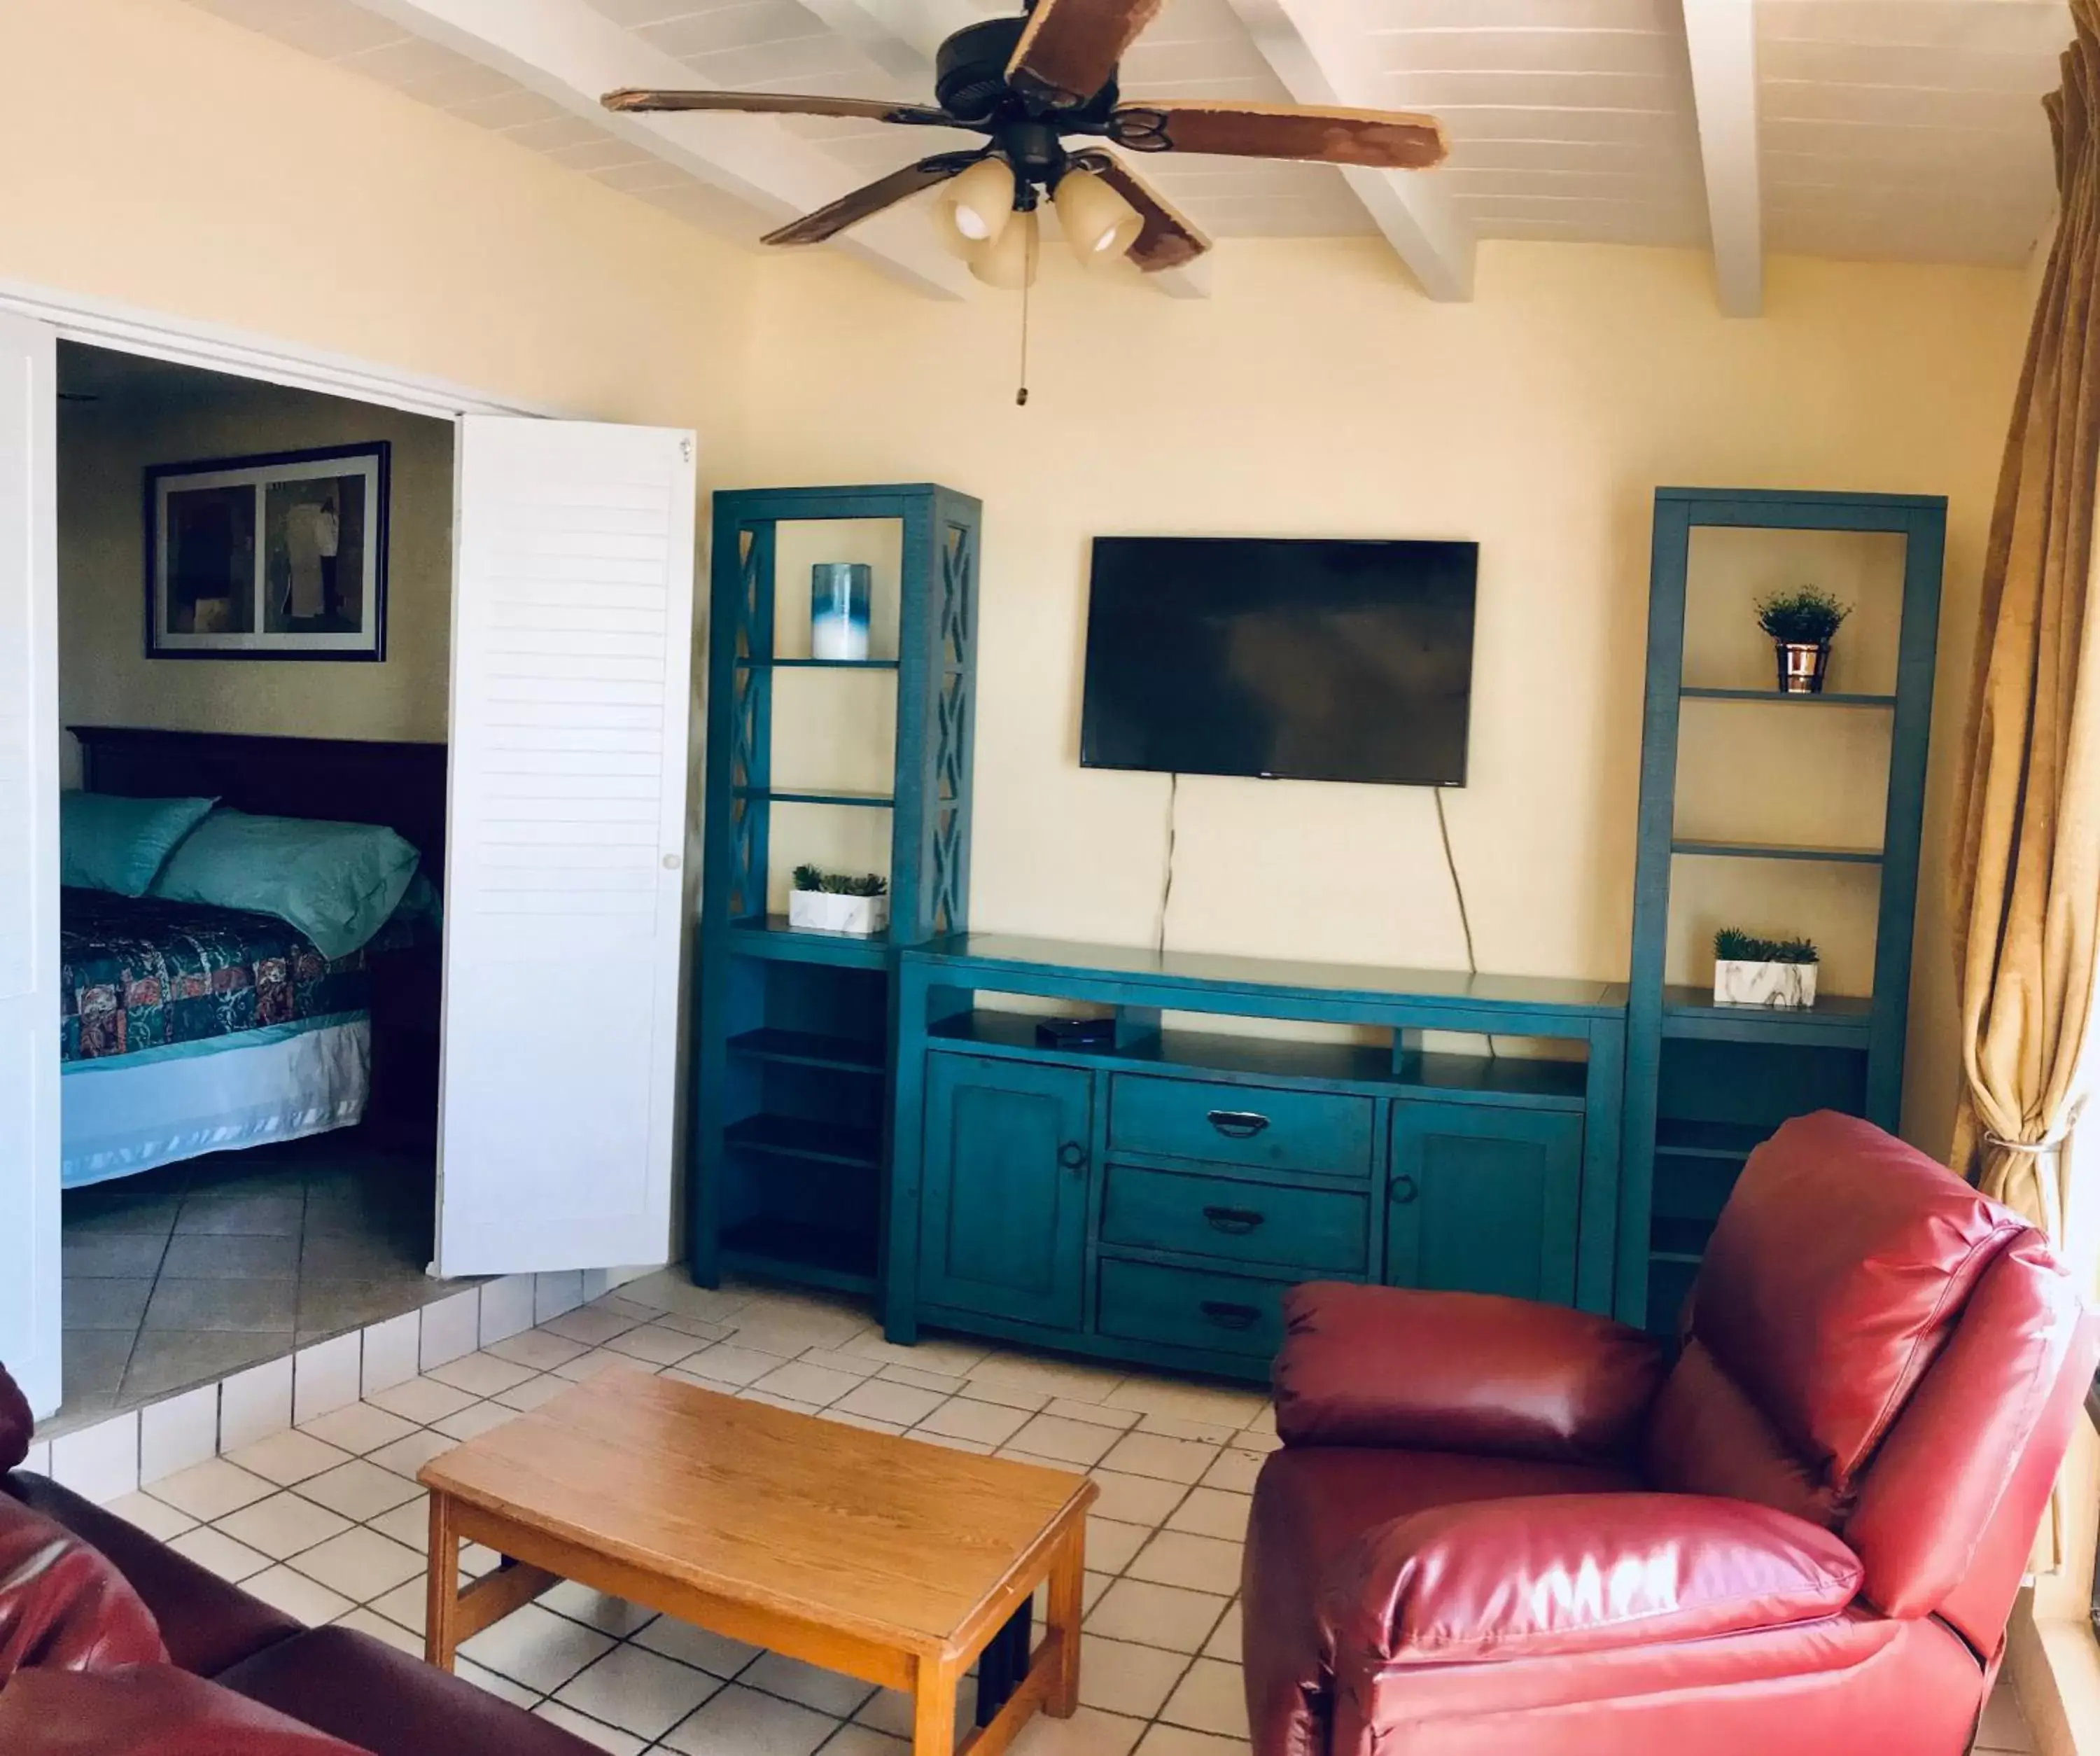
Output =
[
  {"x1": 792, "y1": 864, "x2": 888, "y2": 897},
  {"x1": 1714, "y1": 928, "x2": 1819, "y2": 964}
]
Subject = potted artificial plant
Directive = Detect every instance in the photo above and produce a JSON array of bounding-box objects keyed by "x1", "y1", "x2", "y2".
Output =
[
  {"x1": 1712, "y1": 928, "x2": 1819, "y2": 1009},
  {"x1": 788, "y1": 864, "x2": 890, "y2": 936},
  {"x1": 1755, "y1": 587, "x2": 1851, "y2": 695}
]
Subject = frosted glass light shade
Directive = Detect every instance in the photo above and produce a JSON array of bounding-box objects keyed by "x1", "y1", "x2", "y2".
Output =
[
  {"x1": 1054, "y1": 167, "x2": 1141, "y2": 265},
  {"x1": 934, "y1": 157, "x2": 1016, "y2": 257},
  {"x1": 969, "y1": 208, "x2": 1039, "y2": 289}
]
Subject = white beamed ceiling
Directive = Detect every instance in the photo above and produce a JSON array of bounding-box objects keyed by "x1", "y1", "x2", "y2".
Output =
[{"x1": 186, "y1": 0, "x2": 2067, "y2": 273}]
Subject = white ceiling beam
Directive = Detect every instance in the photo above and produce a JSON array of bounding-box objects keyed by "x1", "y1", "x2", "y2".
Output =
[
  {"x1": 795, "y1": 0, "x2": 981, "y2": 81},
  {"x1": 349, "y1": 0, "x2": 973, "y2": 299},
  {"x1": 1679, "y1": 0, "x2": 1763, "y2": 316},
  {"x1": 1219, "y1": 0, "x2": 1474, "y2": 301}
]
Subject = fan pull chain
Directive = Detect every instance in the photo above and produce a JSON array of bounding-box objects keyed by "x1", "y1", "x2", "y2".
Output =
[{"x1": 1016, "y1": 265, "x2": 1032, "y2": 407}]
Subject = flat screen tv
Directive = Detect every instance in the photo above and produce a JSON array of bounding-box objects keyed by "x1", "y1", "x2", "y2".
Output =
[{"x1": 1079, "y1": 536, "x2": 1478, "y2": 787}]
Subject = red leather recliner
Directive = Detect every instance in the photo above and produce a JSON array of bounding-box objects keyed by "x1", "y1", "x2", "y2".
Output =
[{"x1": 1243, "y1": 1110, "x2": 2100, "y2": 1755}]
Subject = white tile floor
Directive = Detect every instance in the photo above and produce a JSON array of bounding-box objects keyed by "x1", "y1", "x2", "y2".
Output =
[{"x1": 88, "y1": 1273, "x2": 2036, "y2": 1756}]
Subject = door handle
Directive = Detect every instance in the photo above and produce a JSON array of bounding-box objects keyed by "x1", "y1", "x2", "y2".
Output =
[
  {"x1": 1205, "y1": 1109, "x2": 1270, "y2": 1141},
  {"x1": 1391, "y1": 1174, "x2": 1419, "y2": 1205},
  {"x1": 1202, "y1": 1205, "x2": 1266, "y2": 1235},
  {"x1": 1057, "y1": 1141, "x2": 1087, "y2": 1173},
  {"x1": 1199, "y1": 1299, "x2": 1260, "y2": 1331}
]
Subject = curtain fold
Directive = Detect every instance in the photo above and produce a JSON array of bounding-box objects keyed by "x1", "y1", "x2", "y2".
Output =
[{"x1": 1950, "y1": 0, "x2": 2100, "y2": 1571}]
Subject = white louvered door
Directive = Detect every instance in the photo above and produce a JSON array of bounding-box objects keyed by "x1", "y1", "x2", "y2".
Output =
[
  {"x1": 435, "y1": 417, "x2": 695, "y2": 1276},
  {"x1": 0, "y1": 315, "x2": 60, "y2": 1413}
]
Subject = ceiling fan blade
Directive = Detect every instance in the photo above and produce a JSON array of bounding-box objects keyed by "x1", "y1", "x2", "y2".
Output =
[
  {"x1": 1070, "y1": 151, "x2": 1210, "y2": 272},
  {"x1": 603, "y1": 88, "x2": 964, "y2": 128},
  {"x1": 1006, "y1": 0, "x2": 1166, "y2": 109},
  {"x1": 1110, "y1": 101, "x2": 1447, "y2": 170},
  {"x1": 762, "y1": 152, "x2": 986, "y2": 247}
]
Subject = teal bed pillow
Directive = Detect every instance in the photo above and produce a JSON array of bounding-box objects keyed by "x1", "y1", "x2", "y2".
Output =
[
  {"x1": 59, "y1": 791, "x2": 217, "y2": 898},
  {"x1": 150, "y1": 808, "x2": 421, "y2": 961}
]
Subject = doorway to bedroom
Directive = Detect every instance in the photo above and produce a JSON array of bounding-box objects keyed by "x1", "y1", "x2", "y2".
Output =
[{"x1": 52, "y1": 343, "x2": 462, "y2": 1430}]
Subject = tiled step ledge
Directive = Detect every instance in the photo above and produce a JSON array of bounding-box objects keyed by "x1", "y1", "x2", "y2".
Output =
[{"x1": 24, "y1": 1267, "x2": 654, "y2": 1505}]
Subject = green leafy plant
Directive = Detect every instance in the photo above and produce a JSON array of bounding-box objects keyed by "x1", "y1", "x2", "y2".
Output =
[
  {"x1": 1755, "y1": 587, "x2": 1851, "y2": 644},
  {"x1": 1714, "y1": 928, "x2": 1819, "y2": 964},
  {"x1": 791, "y1": 864, "x2": 888, "y2": 897}
]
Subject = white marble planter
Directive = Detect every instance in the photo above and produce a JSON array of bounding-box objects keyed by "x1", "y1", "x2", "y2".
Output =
[
  {"x1": 788, "y1": 889, "x2": 890, "y2": 935},
  {"x1": 1714, "y1": 959, "x2": 1818, "y2": 1008}
]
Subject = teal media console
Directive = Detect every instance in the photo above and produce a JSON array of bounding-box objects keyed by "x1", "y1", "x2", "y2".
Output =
[{"x1": 883, "y1": 935, "x2": 1630, "y2": 1383}]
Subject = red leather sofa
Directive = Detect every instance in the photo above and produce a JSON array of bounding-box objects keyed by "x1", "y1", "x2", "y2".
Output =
[
  {"x1": 0, "y1": 1361, "x2": 596, "y2": 1754},
  {"x1": 1244, "y1": 1110, "x2": 2100, "y2": 1756}
]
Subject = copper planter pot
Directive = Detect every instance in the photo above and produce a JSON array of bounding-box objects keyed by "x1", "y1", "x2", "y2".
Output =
[{"x1": 1774, "y1": 640, "x2": 1831, "y2": 695}]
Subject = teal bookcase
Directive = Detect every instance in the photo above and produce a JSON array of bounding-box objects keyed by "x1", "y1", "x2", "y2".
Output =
[
  {"x1": 692, "y1": 484, "x2": 981, "y2": 1294},
  {"x1": 1620, "y1": 488, "x2": 1945, "y2": 1330}
]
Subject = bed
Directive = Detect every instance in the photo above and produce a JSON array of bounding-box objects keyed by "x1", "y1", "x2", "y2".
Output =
[{"x1": 60, "y1": 727, "x2": 446, "y2": 1190}]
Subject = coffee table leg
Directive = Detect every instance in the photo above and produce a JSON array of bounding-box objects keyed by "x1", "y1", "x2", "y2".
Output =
[
  {"x1": 913, "y1": 1654, "x2": 959, "y2": 1756},
  {"x1": 1045, "y1": 1518, "x2": 1084, "y2": 1718},
  {"x1": 425, "y1": 1490, "x2": 461, "y2": 1671}
]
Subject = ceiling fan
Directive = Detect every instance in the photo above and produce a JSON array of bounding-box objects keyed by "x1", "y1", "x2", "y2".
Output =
[{"x1": 603, "y1": 0, "x2": 1447, "y2": 288}]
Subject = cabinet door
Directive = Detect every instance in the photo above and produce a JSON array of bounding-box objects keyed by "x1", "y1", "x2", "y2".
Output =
[
  {"x1": 1387, "y1": 1103, "x2": 1583, "y2": 1305},
  {"x1": 920, "y1": 1054, "x2": 1093, "y2": 1328}
]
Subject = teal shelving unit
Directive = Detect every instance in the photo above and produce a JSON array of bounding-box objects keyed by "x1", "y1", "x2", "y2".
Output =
[
  {"x1": 1620, "y1": 488, "x2": 1945, "y2": 1330},
  {"x1": 692, "y1": 484, "x2": 981, "y2": 1294}
]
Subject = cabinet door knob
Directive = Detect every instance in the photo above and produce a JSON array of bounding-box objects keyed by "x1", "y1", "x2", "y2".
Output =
[
  {"x1": 1202, "y1": 1205, "x2": 1266, "y2": 1235},
  {"x1": 1391, "y1": 1174, "x2": 1419, "y2": 1205},
  {"x1": 1205, "y1": 1109, "x2": 1270, "y2": 1140},
  {"x1": 1199, "y1": 1299, "x2": 1260, "y2": 1331},
  {"x1": 1058, "y1": 1141, "x2": 1087, "y2": 1172}
]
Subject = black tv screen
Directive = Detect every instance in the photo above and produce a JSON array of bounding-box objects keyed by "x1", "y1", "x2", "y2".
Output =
[{"x1": 1079, "y1": 536, "x2": 1478, "y2": 787}]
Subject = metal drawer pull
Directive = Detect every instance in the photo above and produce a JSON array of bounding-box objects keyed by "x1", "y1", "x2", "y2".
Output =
[
  {"x1": 1202, "y1": 1205, "x2": 1266, "y2": 1234},
  {"x1": 1200, "y1": 1300, "x2": 1261, "y2": 1331},
  {"x1": 1058, "y1": 1141, "x2": 1087, "y2": 1172},
  {"x1": 1391, "y1": 1174, "x2": 1419, "y2": 1205},
  {"x1": 1206, "y1": 1109, "x2": 1271, "y2": 1140}
]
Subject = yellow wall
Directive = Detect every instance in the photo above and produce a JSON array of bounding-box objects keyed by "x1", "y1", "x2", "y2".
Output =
[
  {"x1": 58, "y1": 372, "x2": 454, "y2": 781},
  {"x1": 736, "y1": 239, "x2": 2032, "y2": 1155},
  {"x1": 0, "y1": 0, "x2": 752, "y2": 440}
]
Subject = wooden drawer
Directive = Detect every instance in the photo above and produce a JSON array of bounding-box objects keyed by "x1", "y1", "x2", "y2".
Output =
[
  {"x1": 1107, "y1": 1074, "x2": 1373, "y2": 1178},
  {"x1": 1100, "y1": 1164, "x2": 1368, "y2": 1274},
  {"x1": 1096, "y1": 1257, "x2": 1290, "y2": 1360}
]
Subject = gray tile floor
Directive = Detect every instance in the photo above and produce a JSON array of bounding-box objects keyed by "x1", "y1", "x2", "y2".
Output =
[{"x1": 59, "y1": 1131, "x2": 475, "y2": 1432}]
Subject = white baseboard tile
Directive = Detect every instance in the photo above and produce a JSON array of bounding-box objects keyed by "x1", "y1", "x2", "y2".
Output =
[
  {"x1": 218, "y1": 1357, "x2": 293, "y2": 1451},
  {"x1": 138, "y1": 1384, "x2": 218, "y2": 1486},
  {"x1": 50, "y1": 1412, "x2": 140, "y2": 1505},
  {"x1": 534, "y1": 1271, "x2": 584, "y2": 1324},
  {"x1": 603, "y1": 1264, "x2": 659, "y2": 1292},
  {"x1": 360, "y1": 1313, "x2": 421, "y2": 1397},
  {"x1": 478, "y1": 1276, "x2": 536, "y2": 1347},
  {"x1": 419, "y1": 1289, "x2": 482, "y2": 1371},
  {"x1": 293, "y1": 1334, "x2": 363, "y2": 1426}
]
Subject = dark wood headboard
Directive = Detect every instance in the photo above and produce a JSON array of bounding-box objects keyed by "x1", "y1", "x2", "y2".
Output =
[{"x1": 71, "y1": 726, "x2": 449, "y2": 879}]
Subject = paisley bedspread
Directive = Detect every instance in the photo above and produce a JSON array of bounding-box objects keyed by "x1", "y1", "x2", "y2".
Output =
[{"x1": 59, "y1": 889, "x2": 412, "y2": 1064}]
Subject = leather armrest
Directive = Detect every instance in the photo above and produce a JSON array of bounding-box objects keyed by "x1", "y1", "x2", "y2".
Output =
[
  {"x1": 0, "y1": 1497, "x2": 165, "y2": 1676},
  {"x1": 1321, "y1": 1491, "x2": 1862, "y2": 1668},
  {"x1": 0, "y1": 1664, "x2": 369, "y2": 1754},
  {"x1": 1273, "y1": 1282, "x2": 1666, "y2": 1463}
]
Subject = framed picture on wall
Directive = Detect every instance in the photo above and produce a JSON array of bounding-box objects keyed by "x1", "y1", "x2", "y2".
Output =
[{"x1": 146, "y1": 441, "x2": 389, "y2": 660}]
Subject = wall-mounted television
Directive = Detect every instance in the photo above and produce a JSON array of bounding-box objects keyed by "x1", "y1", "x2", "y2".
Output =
[{"x1": 1079, "y1": 535, "x2": 1479, "y2": 788}]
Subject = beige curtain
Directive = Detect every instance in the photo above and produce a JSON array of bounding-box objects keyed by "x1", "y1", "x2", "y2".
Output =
[{"x1": 1951, "y1": 1, "x2": 2100, "y2": 1569}]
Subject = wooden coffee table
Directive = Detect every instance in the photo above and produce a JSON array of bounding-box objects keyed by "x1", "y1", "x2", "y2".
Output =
[{"x1": 417, "y1": 1367, "x2": 1096, "y2": 1756}]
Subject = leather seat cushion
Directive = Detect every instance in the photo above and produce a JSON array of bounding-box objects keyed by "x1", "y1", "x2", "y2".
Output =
[
  {"x1": 4, "y1": 1474, "x2": 300, "y2": 1678},
  {"x1": 217, "y1": 1626, "x2": 606, "y2": 1756},
  {"x1": 0, "y1": 1663, "x2": 370, "y2": 1754},
  {"x1": 1244, "y1": 1445, "x2": 1635, "y2": 1756}
]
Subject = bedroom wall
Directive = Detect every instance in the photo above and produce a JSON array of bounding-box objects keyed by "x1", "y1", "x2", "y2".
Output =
[
  {"x1": 736, "y1": 238, "x2": 2034, "y2": 1157},
  {"x1": 57, "y1": 370, "x2": 454, "y2": 783}
]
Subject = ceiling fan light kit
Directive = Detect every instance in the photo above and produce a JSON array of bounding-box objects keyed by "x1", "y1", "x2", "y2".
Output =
[
  {"x1": 601, "y1": 0, "x2": 1448, "y2": 283},
  {"x1": 970, "y1": 207, "x2": 1041, "y2": 291}
]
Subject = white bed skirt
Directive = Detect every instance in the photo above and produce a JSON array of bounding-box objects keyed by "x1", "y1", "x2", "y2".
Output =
[{"x1": 62, "y1": 1017, "x2": 372, "y2": 1190}]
